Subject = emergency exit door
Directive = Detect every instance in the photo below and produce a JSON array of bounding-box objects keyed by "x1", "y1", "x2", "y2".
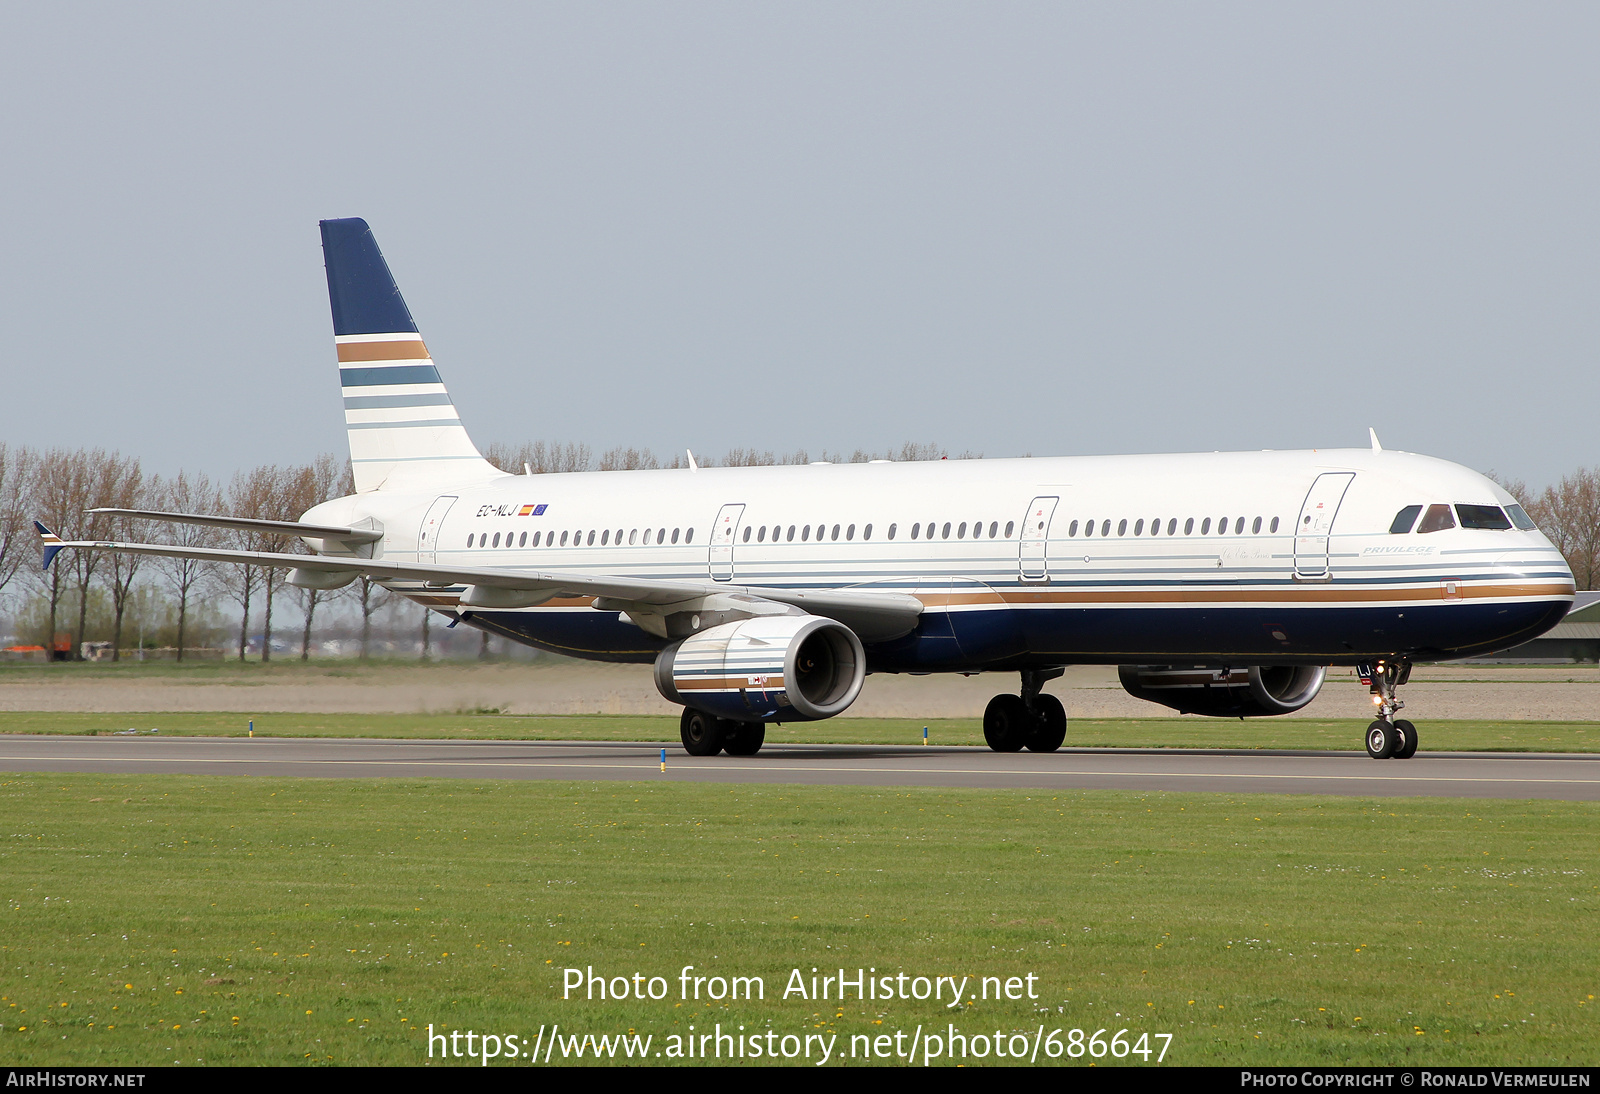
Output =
[
  {"x1": 708, "y1": 503, "x2": 746, "y2": 581},
  {"x1": 1018, "y1": 496, "x2": 1059, "y2": 582}
]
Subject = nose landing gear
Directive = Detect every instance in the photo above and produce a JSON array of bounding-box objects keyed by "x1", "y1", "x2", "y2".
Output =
[
  {"x1": 1360, "y1": 660, "x2": 1418, "y2": 760},
  {"x1": 983, "y1": 668, "x2": 1068, "y2": 753}
]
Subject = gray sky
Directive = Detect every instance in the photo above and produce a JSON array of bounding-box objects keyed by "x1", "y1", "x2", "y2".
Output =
[{"x1": 1, "y1": 3, "x2": 1594, "y2": 490}]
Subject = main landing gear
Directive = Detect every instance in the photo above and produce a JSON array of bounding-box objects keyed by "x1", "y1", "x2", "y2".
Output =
[
  {"x1": 1360, "y1": 660, "x2": 1418, "y2": 760},
  {"x1": 679, "y1": 708, "x2": 767, "y2": 757},
  {"x1": 983, "y1": 668, "x2": 1068, "y2": 753}
]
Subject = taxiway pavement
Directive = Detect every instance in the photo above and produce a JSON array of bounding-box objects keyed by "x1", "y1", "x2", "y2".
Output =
[{"x1": 2, "y1": 736, "x2": 1598, "y2": 800}]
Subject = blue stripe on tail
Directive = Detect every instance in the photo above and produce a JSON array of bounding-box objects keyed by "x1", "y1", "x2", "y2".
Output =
[{"x1": 319, "y1": 218, "x2": 419, "y2": 336}]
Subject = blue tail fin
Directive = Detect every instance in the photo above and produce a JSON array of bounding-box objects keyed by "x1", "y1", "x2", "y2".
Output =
[{"x1": 320, "y1": 218, "x2": 502, "y2": 493}]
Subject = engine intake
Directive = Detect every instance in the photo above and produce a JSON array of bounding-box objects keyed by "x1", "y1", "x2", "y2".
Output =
[
  {"x1": 655, "y1": 615, "x2": 865, "y2": 723},
  {"x1": 1118, "y1": 664, "x2": 1326, "y2": 717}
]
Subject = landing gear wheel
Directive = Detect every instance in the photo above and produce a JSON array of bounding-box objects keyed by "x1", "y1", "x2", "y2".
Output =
[
  {"x1": 1027, "y1": 694, "x2": 1067, "y2": 753},
  {"x1": 983, "y1": 694, "x2": 1030, "y2": 752},
  {"x1": 722, "y1": 721, "x2": 767, "y2": 756},
  {"x1": 680, "y1": 708, "x2": 726, "y2": 756},
  {"x1": 1365, "y1": 719, "x2": 1398, "y2": 760},
  {"x1": 1392, "y1": 719, "x2": 1418, "y2": 760}
]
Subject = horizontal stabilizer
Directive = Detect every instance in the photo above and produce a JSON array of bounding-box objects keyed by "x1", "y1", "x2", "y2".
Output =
[{"x1": 86, "y1": 508, "x2": 383, "y2": 546}]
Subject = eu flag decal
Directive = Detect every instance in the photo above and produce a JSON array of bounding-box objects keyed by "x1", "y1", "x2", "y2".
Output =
[{"x1": 518, "y1": 504, "x2": 547, "y2": 517}]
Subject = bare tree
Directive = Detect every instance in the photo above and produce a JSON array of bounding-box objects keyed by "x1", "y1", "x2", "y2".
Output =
[
  {"x1": 29, "y1": 449, "x2": 100, "y2": 658},
  {"x1": 100, "y1": 455, "x2": 146, "y2": 660},
  {"x1": 485, "y1": 440, "x2": 593, "y2": 475},
  {"x1": 285, "y1": 454, "x2": 347, "y2": 660},
  {"x1": 153, "y1": 471, "x2": 221, "y2": 661},
  {"x1": 1537, "y1": 468, "x2": 1600, "y2": 591},
  {"x1": 221, "y1": 466, "x2": 278, "y2": 661},
  {"x1": 0, "y1": 445, "x2": 36, "y2": 609}
]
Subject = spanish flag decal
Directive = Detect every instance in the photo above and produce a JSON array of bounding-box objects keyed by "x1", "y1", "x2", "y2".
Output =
[{"x1": 518, "y1": 504, "x2": 546, "y2": 516}]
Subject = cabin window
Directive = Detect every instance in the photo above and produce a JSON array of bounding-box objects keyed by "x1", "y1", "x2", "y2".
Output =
[
  {"x1": 616, "y1": 529, "x2": 623, "y2": 544},
  {"x1": 831, "y1": 524, "x2": 841, "y2": 541},
  {"x1": 584, "y1": 530, "x2": 593, "y2": 546},
  {"x1": 942, "y1": 522, "x2": 952, "y2": 539},
  {"x1": 492, "y1": 532, "x2": 501, "y2": 547},
  {"x1": 1184, "y1": 517, "x2": 1194, "y2": 535},
  {"x1": 1084, "y1": 520, "x2": 1094, "y2": 537},
  {"x1": 910, "y1": 523, "x2": 919, "y2": 540},
  {"x1": 517, "y1": 532, "x2": 525, "y2": 547},
  {"x1": 685, "y1": 528, "x2": 694, "y2": 543},
  {"x1": 1133, "y1": 519, "x2": 1144, "y2": 536},
  {"x1": 1148, "y1": 517, "x2": 1158, "y2": 535},
  {"x1": 1068, "y1": 520, "x2": 1079, "y2": 536},
  {"x1": 986, "y1": 521, "x2": 996, "y2": 538},
  {"x1": 887, "y1": 523, "x2": 896, "y2": 540},
  {"x1": 627, "y1": 529, "x2": 636, "y2": 545},
  {"x1": 601, "y1": 530, "x2": 610, "y2": 545},
  {"x1": 1456, "y1": 504, "x2": 1512, "y2": 530},
  {"x1": 846, "y1": 524, "x2": 856, "y2": 540},
  {"x1": 742, "y1": 526, "x2": 752, "y2": 543},
  {"x1": 1234, "y1": 517, "x2": 1244, "y2": 534},
  {"x1": 1251, "y1": 517, "x2": 1261, "y2": 535},
  {"x1": 1201, "y1": 518, "x2": 1211, "y2": 534},
  {"x1": 1118, "y1": 519, "x2": 1128, "y2": 536},
  {"x1": 802, "y1": 525, "x2": 811, "y2": 541},
  {"x1": 1506, "y1": 504, "x2": 1537, "y2": 531},
  {"x1": 1389, "y1": 505, "x2": 1422, "y2": 534},
  {"x1": 671, "y1": 528, "x2": 680, "y2": 544},
  {"x1": 787, "y1": 525, "x2": 796, "y2": 541},
  {"x1": 466, "y1": 534, "x2": 475, "y2": 548},
  {"x1": 653, "y1": 529, "x2": 662, "y2": 544},
  {"x1": 1269, "y1": 517, "x2": 1279, "y2": 533},
  {"x1": 1005, "y1": 521, "x2": 1014, "y2": 537},
  {"x1": 863, "y1": 524, "x2": 872, "y2": 540},
  {"x1": 1216, "y1": 517, "x2": 1227, "y2": 535},
  {"x1": 531, "y1": 531, "x2": 540, "y2": 547},
  {"x1": 756, "y1": 525, "x2": 766, "y2": 543},
  {"x1": 957, "y1": 522, "x2": 967, "y2": 539},
  {"x1": 1165, "y1": 518, "x2": 1174, "y2": 535},
  {"x1": 559, "y1": 531, "x2": 569, "y2": 546},
  {"x1": 1100, "y1": 520, "x2": 1110, "y2": 537}
]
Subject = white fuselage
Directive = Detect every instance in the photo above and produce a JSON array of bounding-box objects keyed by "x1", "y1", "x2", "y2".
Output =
[{"x1": 303, "y1": 446, "x2": 1574, "y2": 670}]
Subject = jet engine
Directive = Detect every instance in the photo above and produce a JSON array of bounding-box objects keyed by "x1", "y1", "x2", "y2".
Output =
[
  {"x1": 1117, "y1": 665, "x2": 1326, "y2": 717},
  {"x1": 654, "y1": 614, "x2": 865, "y2": 723}
]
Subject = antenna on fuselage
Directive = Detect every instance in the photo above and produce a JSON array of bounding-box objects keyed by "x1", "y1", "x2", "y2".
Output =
[
  {"x1": 687, "y1": 449, "x2": 699, "y2": 472},
  {"x1": 1369, "y1": 428, "x2": 1383, "y2": 452}
]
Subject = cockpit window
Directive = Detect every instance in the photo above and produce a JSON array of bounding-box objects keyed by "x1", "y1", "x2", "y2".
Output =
[
  {"x1": 1506, "y1": 504, "x2": 1537, "y2": 531},
  {"x1": 1415, "y1": 503, "x2": 1456, "y2": 534},
  {"x1": 1456, "y1": 504, "x2": 1512, "y2": 530},
  {"x1": 1389, "y1": 505, "x2": 1422, "y2": 534}
]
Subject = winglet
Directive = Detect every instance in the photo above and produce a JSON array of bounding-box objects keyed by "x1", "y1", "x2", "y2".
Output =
[
  {"x1": 34, "y1": 521, "x2": 65, "y2": 571},
  {"x1": 1369, "y1": 427, "x2": 1382, "y2": 452}
]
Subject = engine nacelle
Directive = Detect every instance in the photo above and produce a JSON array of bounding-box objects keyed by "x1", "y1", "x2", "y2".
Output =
[
  {"x1": 1117, "y1": 664, "x2": 1326, "y2": 717},
  {"x1": 654, "y1": 615, "x2": 865, "y2": 723}
]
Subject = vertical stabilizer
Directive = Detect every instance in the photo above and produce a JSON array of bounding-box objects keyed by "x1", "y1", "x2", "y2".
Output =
[{"x1": 320, "y1": 218, "x2": 504, "y2": 493}]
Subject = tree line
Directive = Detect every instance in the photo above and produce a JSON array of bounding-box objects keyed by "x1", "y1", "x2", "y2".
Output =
[{"x1": 0, "y1": 445, "x2": 1592, "y2": 665}]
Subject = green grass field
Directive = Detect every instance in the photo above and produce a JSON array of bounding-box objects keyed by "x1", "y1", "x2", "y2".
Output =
[
  {"x1": 3, "y1": 709, "x2": 1596, "y2": 753},
  {"x1": 0, "y1": 772, "x2": 1595, "y2": 1066}
]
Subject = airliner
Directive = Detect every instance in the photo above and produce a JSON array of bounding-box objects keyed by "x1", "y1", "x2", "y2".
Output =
[{"x1": 40, "y1": 219, "x2": 1575, "y2": 761}]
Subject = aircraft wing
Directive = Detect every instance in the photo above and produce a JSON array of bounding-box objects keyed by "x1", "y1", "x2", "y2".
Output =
[{"x1": 36, "y1": 530, "x2": 923, "y2": 640}]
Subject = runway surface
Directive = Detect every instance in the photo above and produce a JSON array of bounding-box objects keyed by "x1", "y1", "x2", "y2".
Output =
[{"x1": 3, "y1": 735, "x2": 1599, "y2": 800}]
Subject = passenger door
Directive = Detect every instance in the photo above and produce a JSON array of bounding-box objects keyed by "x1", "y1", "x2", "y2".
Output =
[
  {"x1": 1293, "y1": 473, "x2": 1355, "y2": 579},
  {"x1": 708, "y1": 503, "x2": 746, "y2": 582},
  {"x1": 417, "y1": 495, "x2": 457, "y2": 565},
  {"x1": 1018, "y1": 496, "x2": 1059, "y2": 582}
]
